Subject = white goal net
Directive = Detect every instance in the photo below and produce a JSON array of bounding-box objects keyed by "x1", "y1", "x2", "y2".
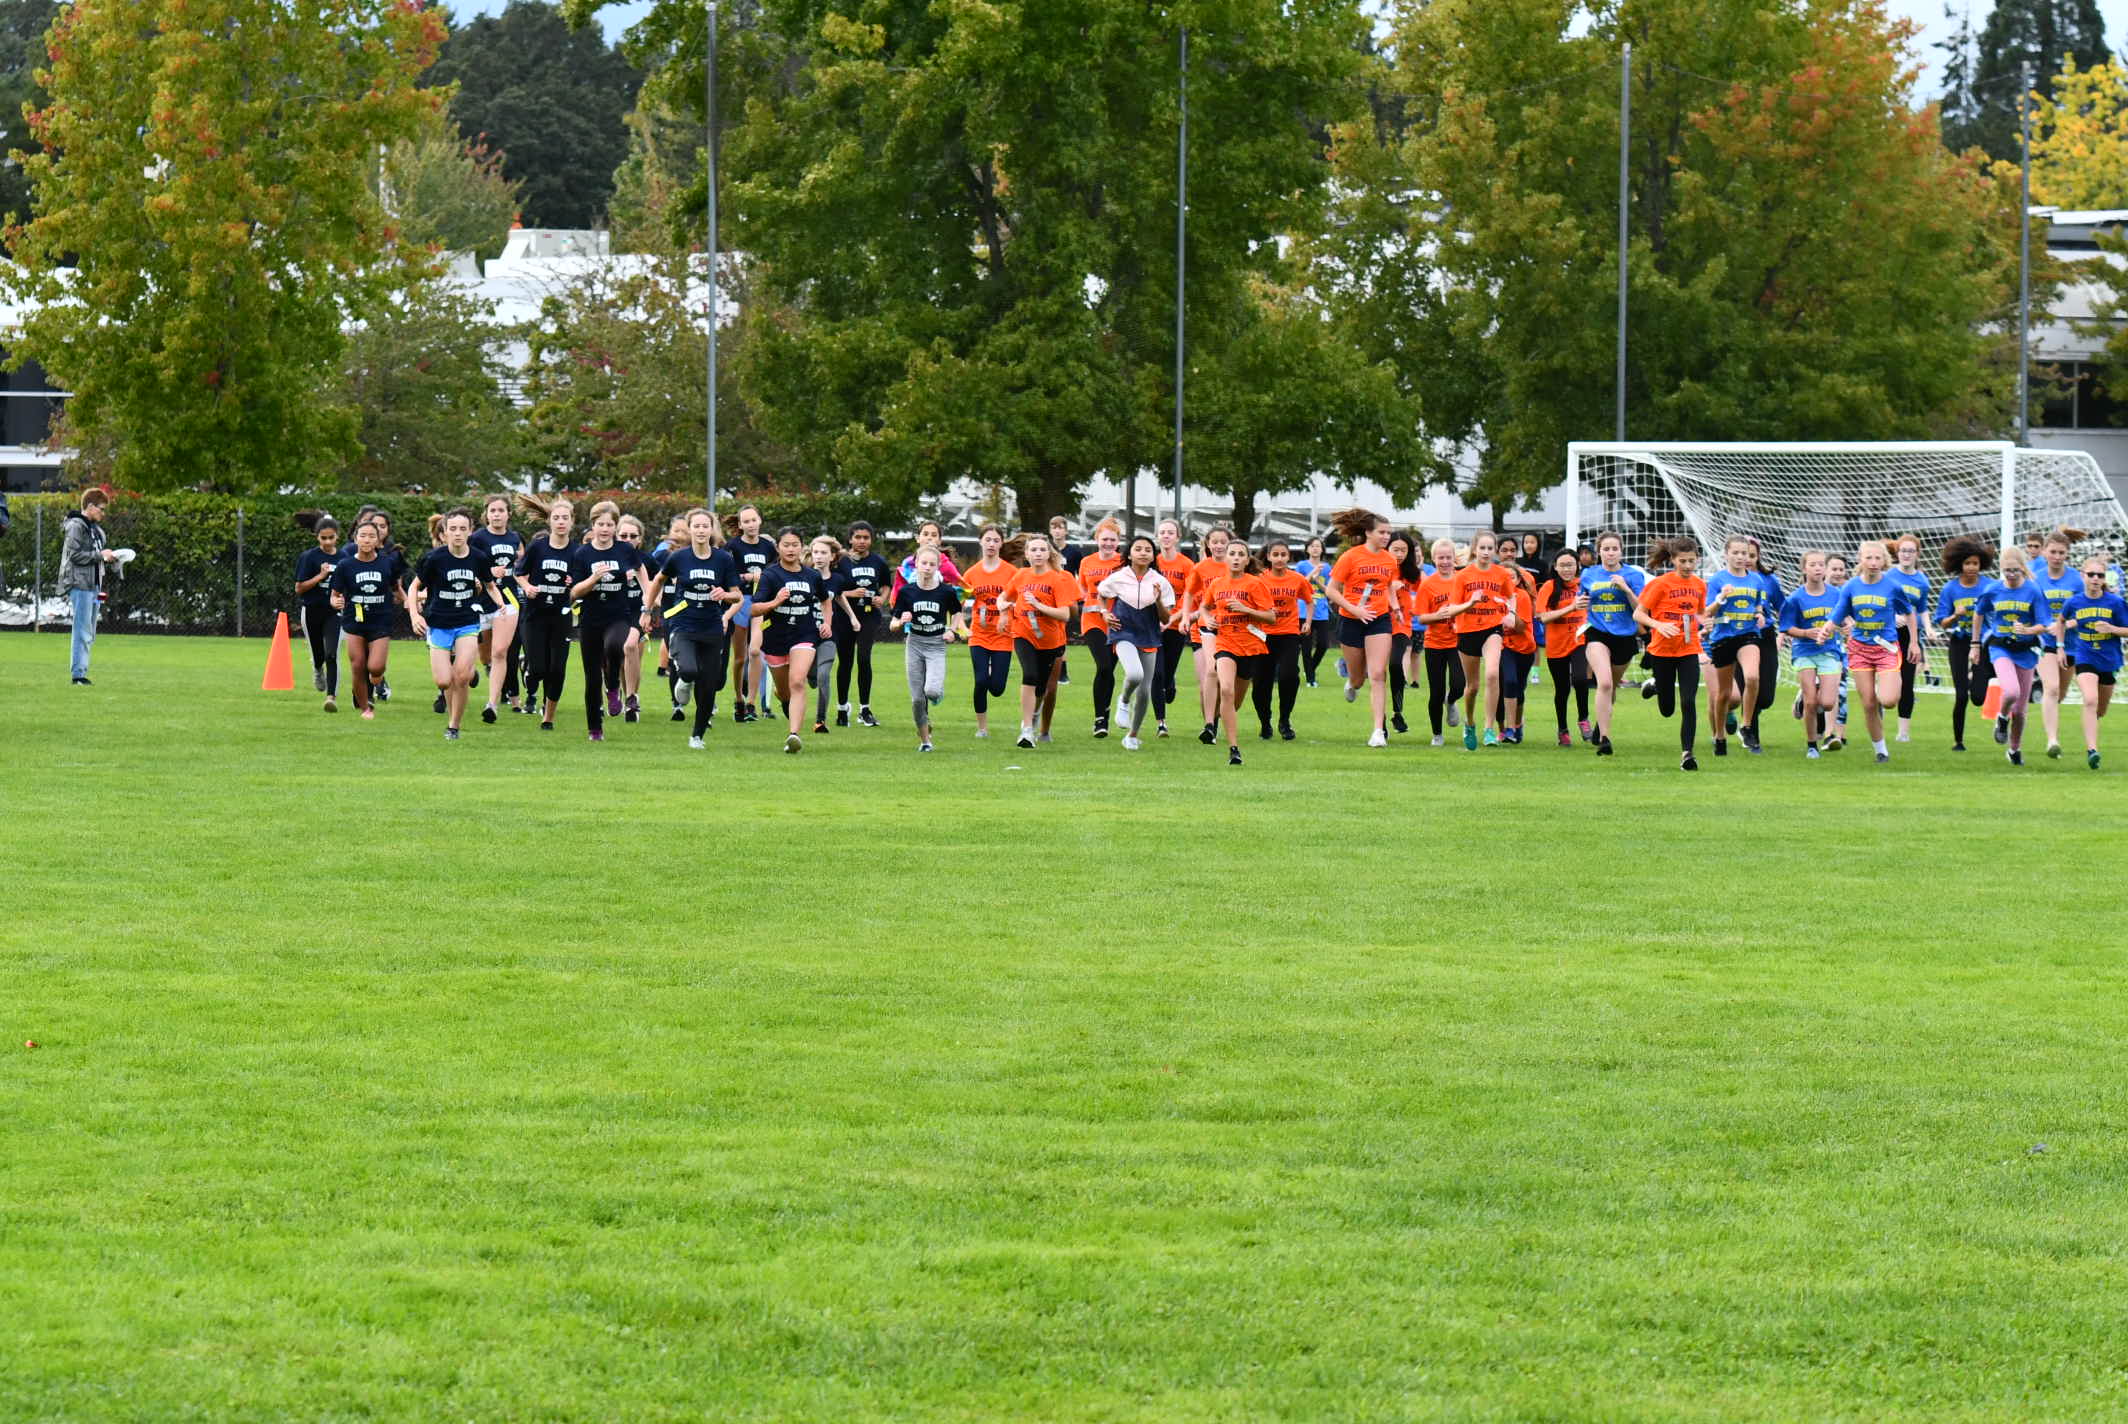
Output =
[{"x1": 1565, "y1": 442, "x2": 2128, "y2": 583}]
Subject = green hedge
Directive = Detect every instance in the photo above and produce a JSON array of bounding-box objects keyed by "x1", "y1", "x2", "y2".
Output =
[{"x1": 0, "y1": 489, "x2": 911, "y2": 636}]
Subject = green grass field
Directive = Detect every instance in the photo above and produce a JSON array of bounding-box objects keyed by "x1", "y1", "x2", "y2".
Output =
[{"x1": 6, "y1": 631, "x2": 2128, "y2": 1421}]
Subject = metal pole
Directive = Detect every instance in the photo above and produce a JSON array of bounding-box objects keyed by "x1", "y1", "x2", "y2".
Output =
[
  {"x1": 1170, "y1": 26, "x2": 1188, "y2": 526},
  {"x1": 706, "y1": 3, "x2": 720, "y2": 512},
  {"x1": 2017, "y1": 61, "x2": 2032, "y2": 447},
  {"x1": 235, "y1": 504, "x2": 245, "y2": 635},
  {"x1": 1615, "y1": 41, "x2": 1631, "y2": 442},
  {"x1": 33, "y1": 500, "x2": 42, "y2": 632}
]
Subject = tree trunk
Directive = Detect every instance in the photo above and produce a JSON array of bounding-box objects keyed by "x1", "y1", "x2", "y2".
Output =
[{"x1": 1231, "y1": 485, "x2": 1259, "y2": 541}]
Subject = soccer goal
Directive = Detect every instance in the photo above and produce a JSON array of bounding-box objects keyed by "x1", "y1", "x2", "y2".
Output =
[{"x1": 1564, "y1": 441, "x2": 2128, "y2": 578}]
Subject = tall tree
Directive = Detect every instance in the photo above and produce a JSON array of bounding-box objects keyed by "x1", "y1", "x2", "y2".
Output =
[
  {"x1": 425, "y1": 2, "x2": 642, "y2": 229},
  {"x1": 1943, "y1": 0, "x2": 2108, "y2": 160},
  {"x1": 339, "y1": 275, "x2": 529, "y2": 491},
  {"x1": 568, "y1": 0, "x2": 1380, "y2": 530},
  {"x1": 0, "y1": 0, "x2": 56, "y2": 230},
  {"x1": 6, "y1": 0, "x2": 445, "y2": 492},
  {"x1": 378, "y1": 103, "x2": 523, "y2": 263},
  {"x1": 2019, "y1": 56, "x2": 2128, "y2": 206},
  {"x1": 1326, "y1": 0, "x2": 2032, "y2": 518}
]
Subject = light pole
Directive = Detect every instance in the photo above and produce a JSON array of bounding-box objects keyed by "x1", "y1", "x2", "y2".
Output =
[
  {"x1": 1616, "y1": 40, "x2": 1630, "y2": 442},
  {"x1": 706, "y1": 3, "x2": 720, "y2": 511},
  {"x1": 1171, "y1": 26, "x2": 1188, "y2": 526},
  {"x1": 2017, "y1": 60, "x2": 2032, "y2": 447}
]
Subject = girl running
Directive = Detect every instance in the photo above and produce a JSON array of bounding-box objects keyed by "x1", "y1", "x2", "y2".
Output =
[
  {"x1": 1417, "y1": 538, "x2": 1465, "y2": 746},
  {"x1": 1935, "y1": 535, "x2": 1994, "y2": 752},
  {"x1": 809, "y1": 533, "x2": 861, "y2": 735},
  {"x1": 2058, "y1": 555, "x2": 2128, "y2": 769},
  {"x1": 567, "y1": 501, "x2": 649, "y2": 743},
  {"x1": 751, "y1": 526, "x2": 831, "y2": 752},
  {"x1": 1203, "y1": 536, "x2": 1274, "y2": 765},
  {"x1": 1831, "y1": 539, "x2": 1918, "y2": 764},
  {"x1": 1974, "y1": 547, "x2": 2050, "y2": 765},
  {"x1": 1448, "y1": 531, "x2": 1514, "y2": 749},
  {"x1": 1326, "y1": 509, "x2": 1399, "y2": 748},
  {"x1": 327, "y1": 518, "x2": 401, "y2": 721},
  {"x1": 407, "y1": 508, "x2": 504, "y2": 741},
  {"x1": 1632, "y1": 536, "x2": 1707, "y2": 771},
  {"x1": 1779, "y1": 551, "x2": 1844, "y2": 759},
  {"x1": 1252, "y1": 540, "x2": 1311, "y2": 741},
  {"x1": 469, "y1": 494, "x2": 525, "y2": 722},
  {"x1": 725, "y1": 504, "x2": 775, "y2": 723},
  {"x1": 1384, "y1": 533, "x2": 1422, "y2": 735},
  {"x1": 893, "y1": 519, "x2": 964, "y2": 596},
  {"x1": 835, "y1": 521, "x2": 892, "y2": 727},
  {"x1": 1075, "y1": 520, "x2": 1125, "y2": 737},
  {"x1": 1181, "y1": 526, "x2": 1233, "y2": 743},
  {"x1": 1702, "y1": 535, "x2": 1771, "y2": 757},
  {"x1": 1003, "y1": 532, "x2": 1081, "y2": 749},
  {"x1": 1097, "y1": 535, "x2": 1180, "y2": 749},
  {"x1": 1152, "y1": 519, "x2": 1196, "y2": 736},
  {"x1": 1297, "y1": 536, "x2": 1334, "y2": 686},
  {"x1": 961, "y1": 525, "x2": 1016, "y2": 739},
  {"x1": 514, "y1": 495, "x2": 576, "y2": 732},
  {"x1": 890, "y1": 544, "x2": 965, "y2": 752},
  {"x1": 1535, "y1": 550, "x2": 1590, "y2": 747},
  {"x1": 293, "y1": 513, "x2": 341, "y2": 713},
  {"x1": 613, "y1": 514, "x2": 652, "y2": 722},
  {"x1": 1887, "y1": 533, "x2": 1932, "y2": 743},
  {"x1": 642, "y1": 508, "x2": 739, "y2": 749},
  {"x1": 1576, "y1": 531, "x2": 1645, "y2": 757},
  {"x1": 2030, "y1": 527, "x2": 2087, "y2": 760},
  {"x1": 1497, "y1": 577, "x2": 1537, "y2": 744}
]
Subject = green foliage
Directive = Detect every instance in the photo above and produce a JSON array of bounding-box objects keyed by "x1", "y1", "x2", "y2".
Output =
[
  {"x1": 426, "y1": 1, "x2": 643, "y2": 229},
  {"x1": 0, "y1": 0, "x2": 56, "y2": 232},
  {"x1": 4, "y1": 0, "x2": 446, "y2": 494},
  {"x1": 378, "y1": 103, "x2": 523, "y2": 263},
  {"x1": 1330, "y1": 0, "x2": 2032, "y2": 518},
  {"x1": 1940, "y1": 0, "x2": 2109, "y2": 161}
]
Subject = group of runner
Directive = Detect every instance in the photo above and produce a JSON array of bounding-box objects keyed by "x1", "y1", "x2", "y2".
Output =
[{"x1": 289, "y1": 501, "x2": 2128, "y2": 767}]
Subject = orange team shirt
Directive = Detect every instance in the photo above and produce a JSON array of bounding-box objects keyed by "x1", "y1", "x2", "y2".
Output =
[
  {"x1": 962, "y1": 559, "x2": 1018, "y2": 652},
  {"x1": 1330, "y1": 546, "x2": 1399, "y2": 620},
  {"x1": 1502, "y1": 588, "x2": 1538, "y2": 655},
  {"x1": 1638, "y1": 572, "x2": 1707, "y2": 657},
  {"x1": 1156, "y1": 552, "x2": 1196, "y2": 628},
  {"x1": 1007, "y1": 566, "x2": 1080, "y2": 651},
  {"x1": 1451, "y1": 563, "x2": 1516, "y2": 634},
  {"x1": 1258, "y1": 569, "x2": 1312, "y2": 636},
  {"x1": 1391, "y1": 583, "x2": 1417, "y2": 638},
  {"x1": 1186, "y1": 557, "x2": 1228, "y2": 637},
  {"x1": 1537, "y1": 578, "x2": 1585, "y2": 659},
  {"x1": 1417, "y1": 572, "x2": 1459, "y2": 650},
  {"x1": 1205, "y1": 573, "x2": 1271, "y2": 657},
  {"x1": 1077, "y1": 551, "x2": 1124, "y2": 634}
]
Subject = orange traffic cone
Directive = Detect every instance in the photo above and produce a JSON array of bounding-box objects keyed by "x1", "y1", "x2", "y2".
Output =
[
  {"x1": 261, "y1": 611, "x2": 295, "y2": 691},
  {"x1": 1981, "y1": 681, "x2": 2003, "y2": 721}
]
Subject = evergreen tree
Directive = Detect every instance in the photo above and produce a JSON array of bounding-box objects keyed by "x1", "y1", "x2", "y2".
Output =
[{"x1": 1945, "y1": 0, "x2": 2109, "y2": 160}]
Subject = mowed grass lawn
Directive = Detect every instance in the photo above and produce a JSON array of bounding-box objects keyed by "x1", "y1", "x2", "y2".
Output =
[{"x1": 5, "y1": 631, "x2": 2128, "y2": 1421}]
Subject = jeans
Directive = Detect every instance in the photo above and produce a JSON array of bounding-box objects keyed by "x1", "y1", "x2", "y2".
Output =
[{"x1": 69, "y1": 588, "x2": 99, "y2": 679}]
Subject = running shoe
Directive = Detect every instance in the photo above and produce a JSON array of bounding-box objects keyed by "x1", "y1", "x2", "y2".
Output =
[
  {"x1": 1952, "y1": 742, "x2": 1966, "y2": 752},
  {"x1": 444, "y1": 727, "x2": 460, "y2": 741},
  {"x1": 540, "y1": 719, "x2": 554, "y2": 732},
  {"x1": 1874, "y1": 750, "x2": 1890, "y2": 763},
  {"x1": 835, "y1": 707, "x2": 850, "y2": 727},
  {"x1": 1280, "y1": 725, "x2": 1296, "y2": 742},
  {"x1": 1199, "y1": 723, "x2": 1216, "y2": 744},
  {"x1": 482, "y1": 704, "x2": 498, "y2": 724},
  {"x1": 607, "y1": 688, "x2": 623, "y2": 717},
  {"x1": 785, "y1": 733, "x2": 802, "y2": 754},
  {"x1": 1557, "y1": 730, "x2": 1572, "y2": 747},
  {"x1": 1259, "y1": 725, "x2": 1273, "y2": 741},
  {"x1": 375, "y1": 678, "x2": 391, "y2": 702},
  {"x1": 859, "y1": 707, "x2": 880, "y2": 727},
  {"x1": 1597, "y1": 736, "x2": 1614, "y2": 756},
  {"x1": 1681, "y1": 752, "x2": 1698, "y2": 771},
  {"x1": 1343, "y1": 683, "x2": 1357, "y2": 704},
  {"x1": 974, "y1": 727, "x2": 990, "y2": 739},
  {"x1": 1367, "y1": 728, "x2": 1388, "y2": 748},
  {"x1": 624, "y1": 694, "x2": 641, "y2": 723},
  {"x1": 671, "y1": 707, "x2": 686, "y2": 722},
  {"x1": 1157, "y1": 721, "x2": 1170, "y2": 738},
  {"x1": 1725, "y1": 712, "x2": 1737, "y2": 736},
  {"x1": 433, "y1": 692, "x2": 446, "y2": 714},
  {"x1": 1446, "y1": 704, "x2": 1461, "y2": 728},
  {"x1": 1713, "y1": 738, "x2": 1728, "y2": 757},
  {"x1": 1336, "y1": 657, "x2": 1348, "y2": 679},
  {"x1": 1994, "y1": 715, "x2": 2009, "y2": 744},
  {"x1": 1483, "y1": 728, "x2": 1499, "y2": 747},
  {"x1": 1641, "y1": 681, "x2": 1658, "y2": 700},
  {"x1": 323, "y1": 697, "x2": 337, "y2": 714},
  {"x1": 1122, "y1": 735, "x2": 1141, "y2": 750},
  {"x1": 1463, "y1": 725, "x2": 1477, "y2": 750},
  {"x1": 1228, "y1": 746, "x2": 1243, "y2": 766},
  {"x1": 313, "y1": 667, "x2": 325, "y2": 692},
  {"x1": 1306, "y1": 679, "x2": 1318, "y2": 689},
  {"x1": 1741, "y1": 724, "x2": 1760, "y2": 753},
  {"x1": 688, "y1": 736, "x2": 705, "y2": 750},
  {"x1": 1578, "y1": 719, "x2": 1593, "y2": 743},
  {"x1": 1430, "y1": 734, "x2": 1444, "y2": 746},
  {"x1": 1825, "y1": 734, "x2": 1845, "y2": 751},
  {"x1": 1805, "y1": 745, "x2": 1820, "y2": 759},
  {"x1": 927, "y1": 693, "x2": 942, "y2": 707},
  {"x1": 814, "y1": 720, "x2": 829, "y2": 734},
  {"x1": 1895, "y1": 729, "x2": 1910, "y2": 743},
  {"x1": 1094, "y1": 717, "x2": 1110, "y2": 739},
  {"x1": 1391, "y1": 713, "x2": 1409, "y2": 734},
  {"x1": 1016, "y1": 729, "x2": 1035, "y2": 749},
  {"x1": 360, "y1": 708, "x2": 375, "y2": 721},
  {"x1": 1038, "y1": 733, "x2": 1052, "y2": 744},
  {"x1": 1790, "y1": 693, "x2": 1803, "y2": 720},
  {"x1": 469, "y1": 671, "x2": 479, "y2": 689},
  {"x1": 2047, "y1": 741, "x2": 2063, "y2": 760},
  {"x1": 588, "y1": 729, "x2": 604, "y2": 742},
  {"x1": 2008, "y1": 747, "x2": 2023, "y2": 765},
  {"x1": 2089, "y1": 750, "x2": 2102, "y2": 770}
]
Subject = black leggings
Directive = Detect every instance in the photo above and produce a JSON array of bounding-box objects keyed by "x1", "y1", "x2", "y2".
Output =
[
  {"x1": 1753, "y1": 629, "x2": 1779, "y2": 715},
  {"x1": 1650, "y1": 654, "x2": 1701, "y2": 751},
  {"x1": 1154, "y1": 628, "x2": 1187, "y2": 719},
  {"x1": 1946, "y1": 633, "x2": 1991, "y2": 744},
  {"x1": 1087, "y1": 636, "x2": 1118, "y2": 723},
  {"x1": 1303, "y1": 617, "x2": 1333, "y2": 681},
  {"x1": 1497, "y1": 647, "x2": 1533, "y2": 714},
  {"x1": 303, "y1": 607, "x2": 339, "y2": 696},
  {"x1": 580, "y1": 618, "x2": 631, "y2": 732},
  {"x1": 670, "y1": 627, "x2": 727, "y2": 737},
  {"x1": 1251, "y1": 631, "x2": 1302, "y2": 730},
  {"x1": 1014, "y1": 639, "x2": 1062, "y2": 689},
  {"x1": 970, "y1": 645, "x2": 1012, "y2": 714},
  {"x1": 1897, "y1": 624, "x2": 1919, "y2": 717},
  {"x1": 1549, "y1": 649, "x2": 1591, "y2": 732},
  {"x1": 835, "y1": 619, "x2": 877, "y2": 707},
  {"x1": 1424, "y1": 645, "x2": 1465, "y2": 735},
  {"x1": 1387, "y1": 633, "x2": 1410, "y2": 719},
  {"x1": 522, "y1": 614, "x2": 571, "y2": 711}
]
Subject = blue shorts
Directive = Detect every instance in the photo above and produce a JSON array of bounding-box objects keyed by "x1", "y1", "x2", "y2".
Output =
[
  {"x1": 732, "y1": 592, "x2": 754, "y2": 630},
  {"x1": 1340, "y1": 613, "x2": 1392, "y2": 646},
  {"x1": 426, "y1": 624, "x2": 478, "y2": 651},
  {"x1": 1791, "y1": 646, "x2": 1844, "y2": 677}
]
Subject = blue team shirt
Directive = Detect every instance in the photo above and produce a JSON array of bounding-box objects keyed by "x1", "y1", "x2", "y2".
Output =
[
  {"x1": 1779, "y1": 585, "x2": 1844, "y2": 658},
  {"x1": 1297, "y1": 560, "x2": 1332, "y2": 620},
  {"x1": 1703, "y1": 570, "x2": 1770, "y2": 645},
  {"x1": 2028, "y1": 565, "x2": 2081, "y2": 652},
  {"x1": 1888, "y1": 568, "x2": 1931, "y2": 634},
  {"x1": 1934, "y1": 577, "x2": 1987, "y2": 638},
  {"x1": 1975, "y1": 578, "x2": 2047, "y2": 669},
  {"x1": 1831, "y1": 573, "x2": 1911, "y2": 648},
  {"x1": 1578, "y1": 565, "x2": 1647, "y2": 637},
  {"x1": 2062, "y1": 590, "x2": 2128, "y2": 672}
]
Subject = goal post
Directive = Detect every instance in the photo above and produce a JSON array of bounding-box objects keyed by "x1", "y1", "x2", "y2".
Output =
[{"x1": 1564, "y1": 441, "x2": 2128, "y2": 581}]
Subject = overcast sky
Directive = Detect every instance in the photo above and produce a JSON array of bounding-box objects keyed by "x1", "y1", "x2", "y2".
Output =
[{"x1": 454, "y1": 0, "x2": 2128, "y2": 98}]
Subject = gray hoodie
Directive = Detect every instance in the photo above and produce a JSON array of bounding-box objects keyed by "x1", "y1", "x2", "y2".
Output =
[{"x1": 60, "y1": 509, "x2": 105, "y2": 593}]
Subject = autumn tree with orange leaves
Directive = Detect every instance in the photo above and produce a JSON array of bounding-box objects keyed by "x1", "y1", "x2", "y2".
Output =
[{"x1": 6, "y1": 0, "x2": 448, "y2": 491}]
